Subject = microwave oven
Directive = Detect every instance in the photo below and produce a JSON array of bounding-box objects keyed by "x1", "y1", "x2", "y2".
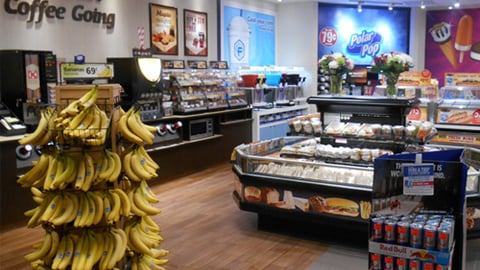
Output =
[{"x1": 185, "y1": 117, "x2": 213, "y2": 140}]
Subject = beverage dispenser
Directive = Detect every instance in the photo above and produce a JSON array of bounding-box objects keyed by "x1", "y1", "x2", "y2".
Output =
[{"x1": 107, "y1": 57, "x2": 163, "y2": 120}]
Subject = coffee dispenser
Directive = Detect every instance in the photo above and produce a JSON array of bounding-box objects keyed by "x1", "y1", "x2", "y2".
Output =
[{"x1": 107, "y1": 57, "x2": 163, "y2": 120}]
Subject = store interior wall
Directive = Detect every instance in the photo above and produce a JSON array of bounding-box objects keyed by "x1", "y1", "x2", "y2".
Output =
[{"x1": 1, "y1": 0, "x2": 430, "y2": 102}]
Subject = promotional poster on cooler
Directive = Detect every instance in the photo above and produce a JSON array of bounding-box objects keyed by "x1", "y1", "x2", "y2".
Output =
[
  {"x1": 368, "y1": 150, "x2": 468, "y2": 270},
  {"x1": 426, "y1": 8, "x2": 480, "y2": 87}
]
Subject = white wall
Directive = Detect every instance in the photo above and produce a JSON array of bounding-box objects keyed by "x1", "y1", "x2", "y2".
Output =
[{"x1": 0, "y1": 0, "x2": 218, "y2": 62}]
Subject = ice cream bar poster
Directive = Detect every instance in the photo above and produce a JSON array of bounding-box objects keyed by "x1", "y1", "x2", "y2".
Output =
[
  {"x1": 426, "y1": 8, "x2": 480, "y2": 86},
  {"x1": 222, "y1": 6, "x2": 275, "y2": 71},
  {"x1": 317, "y1": 4, "x2": 410, "y2": 66}
]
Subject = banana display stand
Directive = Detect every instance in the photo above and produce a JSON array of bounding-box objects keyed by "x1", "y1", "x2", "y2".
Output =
[
  {"x1": 368, "y1": 150, "x2": 467, "y2": 270},
  {"x1": 16, "y1": 85, "x2": 169, "y2": 270}
]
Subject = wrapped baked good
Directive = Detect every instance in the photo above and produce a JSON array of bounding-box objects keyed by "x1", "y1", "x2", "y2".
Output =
[
  {"x1": 311, "y1": 119, "x2": 323, "y2": 135},
  {"x1": 342, "y1": 122, "x2": 362, "y2": 136},
  {"x1": 358, "y1": 124, "x2": 375, "y2": 138},
  {"x1": 417, "y1": 121, "x2": 434, "y2": 142},
  {"x1": 361, "y1": 148, "x2": 372, "y2": 162},
  {"x1": 371, "y1": 124, "x2": 382, "y2": 138},
  {"x1": 350, "y1": 148, "x2": 362, "y2": 161},
  {"x1": 382, "y1": 125, "x2": 393, "y2": 139},
  {"x1": 302, "y1": 120, "x2": 313, "y2": 134},
  {"x1": 324, "y1": 121, "x2": 345, "y2": 135}
]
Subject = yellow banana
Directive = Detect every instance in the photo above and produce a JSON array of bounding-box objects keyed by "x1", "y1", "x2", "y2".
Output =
[
  {"x1": 35, "y1": 108, "x2": 58, "y2": 146},
  {"x1": 50, "y1": 192, "x2": 78, "y2": 226},
  {"x1": 40, "y1": 193, "x2": 62, "y2": 223},
  {"x1": 71, "y1": 231, "x2": 88, "y2": 270},
  {"x1": 108, "y1": 228, "x2": 128, "y2": 269},
  {"x1": 82, "y1": 192, "x2": 96, "y2": 227},
  {"x1": 18, "y1": 109, "x2": 49, "y2": 145},
  {"x1": 98, "y1": 150, "x2": 115, "y2": 182},
  {"x1": 58, "y1": 233, "x2": 75, "y2": 270},
  {"x1": 74, "y1": 154, "x2": 86, "y2": 190},
  {"x1": 128, "y1": 225, "x2": 153, "y2": 255},
  {"x1": 126, "y1": 109, "x2": 154, "y2": 145},
  {"x1": 118, "y1": 109, "x2": 143, "y2": 144},
  {"x1": 51, "y1": 233, "x2": 68, "y2": 269},
  {"x1": 107, "y1": 150, "x2": 122, "y2": 183},
  {"x1": 30, "y1": 186, "x2": 44, "y2": 198},
  {"x1": 111, "y1": 188, "x2": 131, "y2": 216},
  {"x1": 122, "y1": 149, "x2": 141, "y2": 182},
  {"x1": 139, "y1": 180, "x2": 159, "y2": 203},
  {"x1": 130, "y1": 149, "x2": 156, "y2": 180},
  {"x1": 137, "y1": 146, "x2": 160, "y2": 170},
  {"x1": 140, "y1": 215, "x2": 160, "y2": 234},
  {"x1": 51, "y1": 154, "x2": 77, "y2": 190},
  {"x1": 17, "y1": 153, "x2": 51, "y2": 188},
  {"x1": 24, "y1": 230, "x2": 53, "y2": 262},
  {"x1": 103, "y1": 192, "x2": 112, "y2": 224},
  {"x1": 44, "y1": 229, "x2": 60, "y2": 265},
  {"x1": 43, "y1": 155, "x2": 59, "y2": 191},
  {"x1": 90, "y1": 190, "x2": 105, "y2": 225},
  {"x1": 84, "y1": 230, "x2": 100, "y2": 269},
  {"x1": 99, "y1": 231, "x2": 114, "y2": 270},
  {"x1": 73, "y1": 192, "x2": 87, "y2": 227},
  {"x1": 128, "y1": 189, "x2": 146, "y2": 216},
  {"x1": 133, "y1": 187, "x2": 162, "y2": 216},
  {"x1": 151, "y1": 248, "x2": 169, "y2": 258},
  {"x1": 106, "y1": 191, "x2": 122, "y2": 224},
  {"x1": 81, "y1": 153, "x2": 95, "y2": 191},
  {"x1": 80, "y1": 85, "x2": 99, "y2": 109}
]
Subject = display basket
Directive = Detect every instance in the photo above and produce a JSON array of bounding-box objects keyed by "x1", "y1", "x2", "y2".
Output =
[{"x1": 50, "y1": 102, "x2": 114, "y2": 146}]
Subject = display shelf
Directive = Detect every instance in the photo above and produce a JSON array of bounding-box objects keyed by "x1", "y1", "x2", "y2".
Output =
[
  {"x1": 145, "y1": 134, "x2": 223, "y2": 152},
  {"x1": 252, "y1": 104, "x2": 309, "y2": 141}
]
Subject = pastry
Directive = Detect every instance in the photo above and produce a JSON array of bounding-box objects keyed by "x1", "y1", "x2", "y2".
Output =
[{"x1": 244, "y1": 186, "x2": 262, "y2": 202}]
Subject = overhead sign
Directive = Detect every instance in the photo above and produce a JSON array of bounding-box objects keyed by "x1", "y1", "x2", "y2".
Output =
[{"x1": 60, "y1": 63, "x2": 113, "y2": 80}]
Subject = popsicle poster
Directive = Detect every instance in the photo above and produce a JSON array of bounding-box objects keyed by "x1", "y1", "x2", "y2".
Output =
[{"x1": 425, "y1": 8, "x2": 480, "y2": 86}]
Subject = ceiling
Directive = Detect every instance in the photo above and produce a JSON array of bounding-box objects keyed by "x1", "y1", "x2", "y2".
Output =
[{"x1": 264, "y1": 0, "x2": 480, "y2": 9}]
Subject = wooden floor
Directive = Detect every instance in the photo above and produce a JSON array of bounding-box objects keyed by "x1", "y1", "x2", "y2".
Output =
[{"x1": 0, "y1": 162, "x2": 328, "y2": 270}]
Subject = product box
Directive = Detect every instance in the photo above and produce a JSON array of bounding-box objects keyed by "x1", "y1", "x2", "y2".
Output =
[
  {"x1": 445, "y1": 72, "x2": 480, "y2": 87},
  {"x1": 369, "y1": 150, "x2": 468, "y2": 270}
]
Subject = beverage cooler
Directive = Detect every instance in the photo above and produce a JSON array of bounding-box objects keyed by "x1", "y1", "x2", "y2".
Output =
[{"x1": 0, "y1": 50, "x2": 57, "y2": 131}]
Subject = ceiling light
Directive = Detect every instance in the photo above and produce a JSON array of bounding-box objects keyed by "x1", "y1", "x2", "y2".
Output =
[
  {"x1": 388, "y1": 2, "x2": 393, "y2": 11},
  {"x1": 358, "y1": 1, "x2": 363, "y2": 12},
  {"x1": 454, "y1": 1, "x2": 460, "y2": 8},
  {"x1": 420, "y1": 1, "x2": 426, "y2": 9},
  {"x1": 277, "y1": 0, "x2": 282, "y2": 2},
  {"x1": 448, "y1": 5, "x2": 453, "y2": 9}
]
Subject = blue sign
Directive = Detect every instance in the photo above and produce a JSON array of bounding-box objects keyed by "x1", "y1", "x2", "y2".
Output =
[{"x1": 234, "y1": 39, "x2": 245, "y2": 61}]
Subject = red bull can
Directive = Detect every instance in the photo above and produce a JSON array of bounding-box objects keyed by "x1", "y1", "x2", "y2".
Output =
[
  {"x1": 423, "y1": 225, "x2": 437, "y2": 250},
  {"x1": 370, "y1": 253, "x2": 382, "y2": 270},
  {"x1": 384, "y1": 219, "x2": 396, "y2": 243},
  {"x1": 410, "y1": 222, "x2": 424, "y2": 248},
  {"x1": 396, "y1": 257, "x2": 408, "y2": 270},
  {"x1": 423, "y1": 262, "x2": 434, "y2": 270},
  {"x1": 371, "y1": 218, "x2": 384, "y2": 242},
  {"x1": 397, "y1": 221, "x2": 410, "y2": 246},
  {"x1": 409, "y1": 259, "x2": 422, "y2": 270},
  {"x1": 384, "y1": 255, "x2": 394, "y2": 270},
  {"x1": 437, "y1": 226, "x2": 451, "y2": 252}
]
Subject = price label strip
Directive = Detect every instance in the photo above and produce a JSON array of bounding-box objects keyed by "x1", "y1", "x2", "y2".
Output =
[
  {"x1": 403, "y1": 163, "x2": 435, "y2": 196},
  {"x1": 61, "y1": 63, "x2": 114, "y2": 80}
]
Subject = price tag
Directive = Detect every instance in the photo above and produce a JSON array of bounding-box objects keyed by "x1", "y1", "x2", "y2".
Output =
[
  {"x1": 61, "y1": 63, "x2": 113, "y2": 79},
  {"x1": 319, "y1": 27, "x2": 338, "y2": 47},
  {"x1": 403, "y1": 163, "x2": 435, "y2": 196}
]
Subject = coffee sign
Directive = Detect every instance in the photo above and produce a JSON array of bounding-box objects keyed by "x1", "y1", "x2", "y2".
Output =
[{"x1": 4, "y1": 0, "x2": 115, "y2": 29}]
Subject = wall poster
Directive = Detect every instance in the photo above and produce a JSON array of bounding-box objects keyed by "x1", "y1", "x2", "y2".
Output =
[
  {"x1": 425, "y1": 8, "x2": 480, "y2": 87},
  {"x1": 184, "y1": 9, "x2": 208, "y2": 57},
  {"x1": 221, "y1": 5, "x2": 275, "y2": 71},
  {"x1": 149, "y1": 3, "x2": 178, "y2": 55}
]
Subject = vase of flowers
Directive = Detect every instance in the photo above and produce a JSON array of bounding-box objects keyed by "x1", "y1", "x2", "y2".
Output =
[
  {"x1": 370, "y1": 52, "x2": 414, "y2": 98},
  {"x1": 318, "y1": 53, "x2": 354, "y2": 95}
]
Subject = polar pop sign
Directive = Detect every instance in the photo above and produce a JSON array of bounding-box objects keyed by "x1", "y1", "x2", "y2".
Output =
[{"x1": 3, "y1": 0, "x2": 116, "y2": 29}]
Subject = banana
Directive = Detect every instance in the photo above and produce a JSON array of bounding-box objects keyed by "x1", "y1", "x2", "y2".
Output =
[
  {"x1": 126, "y1": 109, "x2": 154, "y2": 145},
  {"x1": 51, "y1": 233, "x2": 68, "y2": 270},
  {"x1": 81, "y1": 152, "x2": 95, "y2": 191},
  {"x1": 74, "y1": 192, "x2": 87, "y2": 227},
  {"x1": 97, "y1": 150, "x2": 115, "y2": 183},
  {"x1": 143, "y1": 254, "x2": 168, "y2": 268},
  {"x1": 90, "y1": 190, "x2": 105, "y2": 225},
  {"x1": 24, "y1": 230, "x2": 53, "y2": 262},
  {"x1": 103, "y1": 191, "x2": 112, "y2": 223},
  {"x1": 30, "y1": 186, "x2": 44, "y2": 199},
  {"x1": 137, "y1": 145, "x2": 160, "y2": 170},
  {"x1": 111, "y1": 188, "x2": 131, "y2": 217},
  {"x1": 43, "y1": 155, "x2": 59, "y2": 191},
  {"x1": 58, "y1": 233, "x2": 75, "y2": 270},
  {"x1": 35, "y1": 108, "x2": 58, "y2": 146},
  {"x1": 133, "y1": 187, "x2": 162, "y2": 216},
  {"x1": 80, "y1": 85, "x2": 99, "y2": 109},
  {"x1": 82, "y1": 192, "x2": 96, "y2": 227},
  {"x1": 130, "y1": 148, "x2": 156, "y2": 180},
  {"x1": 68, "y1": 105, "x2": 94, "y2": 131},
  {"x1": 51, "y1": 154, "x2": 77, "y2": 190},
  {"x1": 107, "y1": 150, "x2": 122, "y2": 183},
  {"x1": 71, "y1": 231, "x2": 88, "y2": 270},
  {"x1": 44, "y1": 229, "x2": 60, "y2": 265},
  {"x1": 151, "y1": 248, "x2": 169, "y2": 258},
  {"x1": 73, "y1": 154, "x2": 86, "y2": 190},
  {"x1": 84, "y1": 230, "x2": 100, "y2": 269},
  {"x1": 17, "y1": 152, "x2": 51, "y2": 188},
  {"x1": 107, "y1": 191, "x2": 122, "y2": 224},
  {"x1": 139, "y1": 180, "x2": 159, "y2": 203},
  {"x1": 128, "y1": 225, "x2": 154, "y2": 255},
  {"x1": 26, "y1": 194, "x2": 52, "y2": 228},
  {"x1": 50, "y1": 192, "x2": 78, "y2": 226},
  {"x1": 18, "y1": 109, "x2": 49, "y2": 145},
  {"x1": 118, "y1": 109, "x2": 143, "y2": 144},
  {"x1": 128, "y1": 188, "x2": 146, "y2": 216},
  {"x1": 40, "y1": 193, "x2": 62, "y2": 223},
  {"x1": 99, "y1": 231, "x2": 114, "y2": 270},
  {"x1": 140, "y1": 215, "x2": 160, "y2": 234},
  {"x1": 107, "y1": 228, "x2": 128, "y2": 269},
  {"x1": 59, "y1": 100, "x2": 81, "y2": 118},
  {"x1": 122, "y1": 149, "x2": 141, "y2": 182}
]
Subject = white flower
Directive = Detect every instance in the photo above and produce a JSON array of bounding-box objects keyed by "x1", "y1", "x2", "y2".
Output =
[{"x1": 329, "y1": 61, "x2": 339, "y2": 69}]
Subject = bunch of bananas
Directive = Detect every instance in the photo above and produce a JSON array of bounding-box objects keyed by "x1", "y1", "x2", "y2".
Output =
[
  {"x1": 54, "y1": 85, "x2": 110, "y2": 146},
  {"x1": 18, "y1": 107, "x2": 58, "y2": 146},
  {"x1": 26, "y1": 228, "x2": 127, "y2": 270},
  {"x1": 17, "y1": 150, "x2": 54, "y2": 188},
  {"x1": 129, "y1": 252, "x2": 168, "y2": 270},
  {"x1": 118, "y1": 107, "x2": 157, "y2": 145},
  {"x1": 128, "y1": 180, "x2": 162, "y2": 216},
  {"x1": 25, "y1": 188, "x2": 130, "y2": 228},
  {"x1": 123, "y1": 146, "x2": 160, "y2": 182},
  {"x1": 125, "y1": 215, "x2": 165, "y2": 256},
  {"x1": 94, "y1": 149, "x2": 122, "y2": 185}
]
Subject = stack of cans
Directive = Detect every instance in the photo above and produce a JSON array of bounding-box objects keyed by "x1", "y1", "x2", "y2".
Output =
[{"x1": 370, "y1": 213, "x2": 455, "y2": 270}]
